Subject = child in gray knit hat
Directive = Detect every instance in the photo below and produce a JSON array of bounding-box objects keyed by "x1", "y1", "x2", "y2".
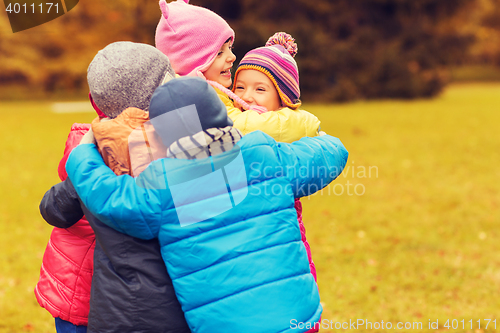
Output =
[
  {"x1": 88, "y1": 41, "x2": 175, "y2": 119},
  {"x1": 88, "y1": 41, "x2": 175, "y2": 176},
  {"x1": 37, "y1": 41, "x2": 190, "y2": 333}
]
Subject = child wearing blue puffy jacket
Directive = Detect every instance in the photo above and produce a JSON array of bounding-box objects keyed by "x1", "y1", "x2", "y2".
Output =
[{"x1": 66, "y1": 76, "x2": 348, "y2": 333}]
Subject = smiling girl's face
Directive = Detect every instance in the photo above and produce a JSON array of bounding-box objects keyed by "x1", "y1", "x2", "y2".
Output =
[
  {"x1": 233, "y1": 69, "x2": 281, "y2": 111},
  {"x1": 203, "y1": 40, "x2": 236, "y2": 88}
]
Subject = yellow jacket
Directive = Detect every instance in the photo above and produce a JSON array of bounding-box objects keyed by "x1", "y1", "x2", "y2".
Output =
[{"x1": 214, "y1": 88, "x2": 320, "y2": 143}]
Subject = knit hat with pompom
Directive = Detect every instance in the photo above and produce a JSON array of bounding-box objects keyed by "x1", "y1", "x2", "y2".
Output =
[
  {"x1": 233, "y1": 32, "x2": 301, "y2": 109},
  {"x1": 155, "y1": 0, "x2": 235, "y2": 78}
]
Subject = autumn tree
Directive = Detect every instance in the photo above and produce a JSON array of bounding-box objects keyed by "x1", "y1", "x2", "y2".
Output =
[
  {"x1": 194, "y1": 0, "x2": 477, "y2": 101},
  {"x1": 1, "y1": 0, "x2": 495, "y2": 101}
]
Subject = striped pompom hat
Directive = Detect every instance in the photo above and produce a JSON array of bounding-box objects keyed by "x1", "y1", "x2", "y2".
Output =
[{"x1": 233, "y1": 32, "x2": 301, "y2": 109}]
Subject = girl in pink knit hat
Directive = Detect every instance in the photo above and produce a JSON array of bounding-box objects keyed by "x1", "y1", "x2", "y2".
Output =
[
  {"x1": 155, "y1": 0, "x2": 235, "y2": 81},
  {"x1": 154, "y1": 0, "x2": 321, "y2": 142}
]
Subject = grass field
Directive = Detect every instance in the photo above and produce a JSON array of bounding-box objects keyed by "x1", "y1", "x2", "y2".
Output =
[{"x1": 0, "y1": 83, "x2": 499, "y2": 332}]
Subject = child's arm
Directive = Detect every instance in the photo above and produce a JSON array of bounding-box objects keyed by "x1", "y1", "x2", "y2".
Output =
[
  {"x1": 40, "y1": 123, "x2": 91, "y2": 228},
  {"x1": 230, "y1": 107, "x2": 320, "y2": 143},
  {"x1": 39, "y1": 179, "x2": 85, "y2": 228},
  {"x1": 217, "y1": 90, "x2": 320, "y2": 143},
  {"x1": 271, "y1": 134, "x2": 349, "y2": 197},
  {"x1": 65, "y1": 144, "x2": 164, "y2": 240}
]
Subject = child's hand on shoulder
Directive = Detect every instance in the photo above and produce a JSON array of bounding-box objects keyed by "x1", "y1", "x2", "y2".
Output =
[{"x1": 79, "y1": 128, "x2": 96, "y2": 145}]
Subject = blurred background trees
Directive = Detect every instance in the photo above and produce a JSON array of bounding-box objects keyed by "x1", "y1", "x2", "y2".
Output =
[{"x1": 1, "y1": 0, "x2": 499, "y2": 101}]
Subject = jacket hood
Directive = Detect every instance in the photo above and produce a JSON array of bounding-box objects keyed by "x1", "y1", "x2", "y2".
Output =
[{"x1": 149, "y1": 76, "x2": 233, "y2": 148}]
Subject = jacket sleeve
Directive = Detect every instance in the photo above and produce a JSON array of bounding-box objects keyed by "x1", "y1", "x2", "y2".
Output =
[
  {"x1": 65, "y1": 144, "x2": 163, "y2": 240},
  {"x1": 229, "y1": 108, "x2": 320, "y2": 143},
  {"x1": 273, "y1": 135, "x2": 349, "y2": 198},
  {"x1": 39, "y1": 178, "x2": 84, "y2": 228},
  {"x1": 218, "y1": 90, "x2": 321, "y2": 143}
]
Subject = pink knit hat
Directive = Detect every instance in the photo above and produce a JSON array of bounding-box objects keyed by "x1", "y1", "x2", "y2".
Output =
[{"x1": 155, "y1": 0, "x2": 235, "y2": 78}]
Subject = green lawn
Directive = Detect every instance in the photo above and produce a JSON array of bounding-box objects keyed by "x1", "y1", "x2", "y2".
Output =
[{"x1": 0, "y1": 83, "x2": 499, "y2": 332}]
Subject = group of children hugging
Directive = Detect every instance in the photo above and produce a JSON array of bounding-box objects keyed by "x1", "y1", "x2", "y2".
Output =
[{"x1": 35, "y1": 0, "x2": 349, "y2": 332}]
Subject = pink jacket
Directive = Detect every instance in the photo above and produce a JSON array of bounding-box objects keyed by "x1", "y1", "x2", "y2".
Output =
[
  {"x1": 295, "y1": 198, "x2": 320, "y2": 333},
  {"x1": 35, "y1": 123, "x2": 95, "y2": 326},
  {"x1": 295, "y1": 198, "x2": 317, "y2": 281}
]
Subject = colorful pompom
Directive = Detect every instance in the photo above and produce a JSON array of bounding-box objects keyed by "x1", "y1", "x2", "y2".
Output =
[{"x1": 266, "y1": 32, "x2": 298, "y2": 58}]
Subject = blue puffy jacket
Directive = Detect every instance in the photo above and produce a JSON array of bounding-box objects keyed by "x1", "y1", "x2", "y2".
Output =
[{"x1": 66, "y1": 130, "x2": 348, "y2": 333}]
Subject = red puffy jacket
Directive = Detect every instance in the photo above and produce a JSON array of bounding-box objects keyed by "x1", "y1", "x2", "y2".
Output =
[{"x1": 35, "y1": 123, "x2": 95, "y2": 326}]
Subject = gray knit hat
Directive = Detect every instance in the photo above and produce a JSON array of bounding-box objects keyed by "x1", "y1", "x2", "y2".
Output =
[{"x1": 87, "y1": 41, "x2": 175, "y2": 118}]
